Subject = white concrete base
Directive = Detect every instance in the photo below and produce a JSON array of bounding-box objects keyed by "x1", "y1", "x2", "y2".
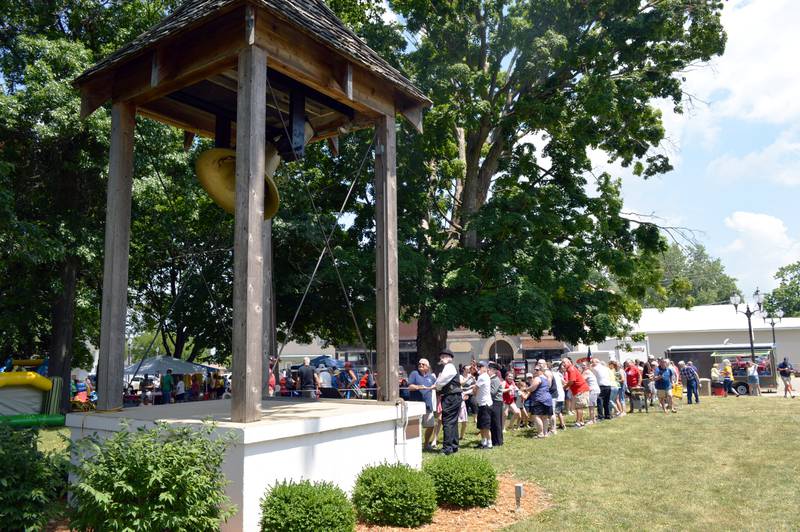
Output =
[{"x1": 66, "y1": 398, "x2": 423, "y2": 532}]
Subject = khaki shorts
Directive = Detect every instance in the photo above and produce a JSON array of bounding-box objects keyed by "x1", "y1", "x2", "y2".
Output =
[
  {"x1": 657, "y1": 388, "x2": 671, "y2": 399},
  {"x1": 574, "y1": 392, "x2": 590, "y2": 408}
]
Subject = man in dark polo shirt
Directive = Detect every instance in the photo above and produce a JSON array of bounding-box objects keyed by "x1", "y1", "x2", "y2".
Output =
[{"x1": 298, "y1": 357, "x2": 320, "y2": 399}]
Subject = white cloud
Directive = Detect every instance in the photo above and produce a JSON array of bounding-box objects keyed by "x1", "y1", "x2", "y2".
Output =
[
  {"x1": 707, "y1": 128, "x2": 800, "y2": 186},
  {"x1": 720, "y1": 212, "x2": 800, "y2": 293},
  {"x1": 684, "y1": 0, "x2": 800, "y2": 125}
]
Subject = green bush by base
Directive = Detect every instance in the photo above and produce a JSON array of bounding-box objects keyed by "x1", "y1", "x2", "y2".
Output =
[
  {"x1": 260, "y1": 480, "x2": 355, "y2": 532},
  {"x1": 70, "y1": 422, "x2": 235, "y2": 532},
  {"x1": 0, "y1": 425, "x2": 67, "y2": 531},
  {"x1": 352, "y1": 463, "x2": 436, "y2": 527},
  {"x1": 423, "y1": 454, "x2": 498, "y2": 508}
]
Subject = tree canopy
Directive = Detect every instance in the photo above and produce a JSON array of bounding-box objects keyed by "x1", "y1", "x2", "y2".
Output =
[
  {"x1": 766, "y1": 262, "x2": 800, "y2": 318},
  {"x1": 0, "y1": 0, "x2": 729, "y2": 385},
  {"x1": 646, "y1": 242, "x2": 739, "y2": 309}
]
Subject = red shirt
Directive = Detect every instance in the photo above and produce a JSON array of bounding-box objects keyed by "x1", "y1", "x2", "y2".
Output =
[
  {"x1": 625, "y1": 366, "x2": 641, "y2": 388},
  {"x1": 565, "y1": 366, "x2": 589, "y2": 395}
]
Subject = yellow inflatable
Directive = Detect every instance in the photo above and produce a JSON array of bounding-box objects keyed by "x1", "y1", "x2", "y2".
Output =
[{"x1": 0, "y1": 372, "x2": 52, "y2": 392}]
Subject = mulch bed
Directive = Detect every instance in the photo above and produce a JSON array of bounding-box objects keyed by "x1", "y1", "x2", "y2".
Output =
[{"x1": 357, "y1": 475, "x2": 550, "y2": 531}]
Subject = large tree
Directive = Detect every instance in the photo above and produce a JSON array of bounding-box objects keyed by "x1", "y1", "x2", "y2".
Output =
[
  {"x1": 378, "y1": 0, "x2": 727, "y2": 357},
  {"x1": 765, "y1": 262, "x2": 800, "y2": 318},
  {"x1": 647, "y1": 242, "x2": 739, "y2": 308},
  {"x1": 0, "y1": 1, "x2": 184, "y2": 410}
]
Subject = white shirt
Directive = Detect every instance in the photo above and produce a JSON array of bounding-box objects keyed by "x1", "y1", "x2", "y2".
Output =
[
  {"x1": 592, "y1": 364, "x2": 613, "y2": 387},
  {"x1": 319, "y1": 371, "x2": 332, "y2": 388},
  {"x1": 435, "y1": 362, "x2": 458, "y2": 391},
  {"x1": 552, "y1": 371, "x2": 565, "y2": 402},
  {"x1": 176, "y1": 380, "x2": 185, "y2": 394},
  {"x1": 475, "y1": 373, "x2": 492, "y2": 406},
  {"x1": 584, "y1": 370, "x2": 600, "y2": 393}
]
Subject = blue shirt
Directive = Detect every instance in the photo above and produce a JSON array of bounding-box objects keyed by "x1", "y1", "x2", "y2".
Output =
[
  {"x1": 408, "y1": 370, "x2": 437, "y2": 411},
  {"x1": 654, "y1": 367, "x2": 673, "y2": 390}
]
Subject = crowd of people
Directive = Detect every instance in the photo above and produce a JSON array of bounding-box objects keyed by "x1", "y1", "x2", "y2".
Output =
[
  {"x1": 406, "y1": 351, "x2": 718, "y2": 454},
  {"x1": 127, "y1": 369, "x2": 229, "y2": 405}
]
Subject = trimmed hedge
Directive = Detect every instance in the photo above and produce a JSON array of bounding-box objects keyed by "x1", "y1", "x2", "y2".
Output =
[
  {"x1": 352, "y1": 463, "x2": 436, "y2": 527},
  {"x1": 423, "y1": 453, "x2": 498, "y2": 508},
  {"x1": 0, "y1": 426, "x2": 67, "y2": 531},
  {"x1": 260, "y1": 480, "x2": 355, "y2": 532}
]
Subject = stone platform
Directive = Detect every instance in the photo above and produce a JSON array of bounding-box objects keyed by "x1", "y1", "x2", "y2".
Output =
[{"x1": 66, "y1": 398, "x2": 424, "y2": 531}]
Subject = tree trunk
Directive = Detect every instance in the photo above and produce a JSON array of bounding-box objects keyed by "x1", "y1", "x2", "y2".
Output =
[
  {"x1": 48, "y1": 255, "x2": 79, "y2": 414},
  {"x1": 416, "y1": 310, "x2": 448, "y2": 367}
]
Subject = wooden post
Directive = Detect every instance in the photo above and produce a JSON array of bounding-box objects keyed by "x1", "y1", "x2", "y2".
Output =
[
  {"x1": 375, "y1": 114, "x2": 399, "y2": 402},
  {"x1": 231, "y1": 44, "x2": 267, "y2": 422},
  {"x1": 97, "y1": 102, "x2": 136, "y2": 411},
  {"x1": 262, "y1": 218, "x2": 277, "y2": 399}
]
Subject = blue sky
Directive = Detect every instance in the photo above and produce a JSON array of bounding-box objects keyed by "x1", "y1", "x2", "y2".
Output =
[{"x1": 591, "y1": 0, "x2": 800, "y2": 298}]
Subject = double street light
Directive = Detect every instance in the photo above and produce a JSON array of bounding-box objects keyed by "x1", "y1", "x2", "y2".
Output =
[
  {"x1": 764, "y1": 309, "x2": 784, "y2": 345},
  {"x1": 730, "y1": 289, "x2": 764, "y2": 362}
]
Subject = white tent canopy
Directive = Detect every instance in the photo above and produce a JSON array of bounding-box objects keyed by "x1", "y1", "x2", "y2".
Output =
[{"x1": 124, "y1": 356, "x2": 215, "y2": 377}]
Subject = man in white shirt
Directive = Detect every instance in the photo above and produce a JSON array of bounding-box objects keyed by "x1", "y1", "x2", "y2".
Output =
[
  {"x1": 435, "y1": 350, "x2": 462, "y2": 455},
  {"x1": 591, "y1": 359, "x2": 613, "y2": 420},
  {"x1": 472, "y1": 361, "x2": 493, "y2": 449}
]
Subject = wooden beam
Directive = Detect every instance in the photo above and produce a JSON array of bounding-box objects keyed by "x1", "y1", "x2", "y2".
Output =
[
  {"x1": 374, "y1": 113, "x2": 399, "y2": 402},
  {"x1": 400, "y1": 104, "x2": 424, "y2": 134},
  {"x1": 261, "y1": 218, "x2": 277, "y2": 400},
  {"x1": 97, "y1": 102, "x2": 136, "y2": 411},
  {"x1": 254, "y1": 14, "x2": 396, "y2": 118},
  {"x1": 138, "y1": 97, "x2": 216, "y2": 138},
  {"x1": 79, "y1": 72, "x2": 112, "y2": 119},
  {"x1": 109, "y1": 7, "x2": 246, "y2": 108},
  {"x1": 326, "y1": 136, "x2": 340, "y2": 156},
  {"x1": 231, "y1": 44, "x2": 267, "y2": 423}
]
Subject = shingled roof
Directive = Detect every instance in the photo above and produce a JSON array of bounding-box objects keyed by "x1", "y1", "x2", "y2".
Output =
[{"x1": 74, "y1": 0, "x2": 430, "y2": 105}]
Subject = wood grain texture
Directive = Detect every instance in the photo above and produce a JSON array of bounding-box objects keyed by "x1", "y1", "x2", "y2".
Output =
[
  {"x1": 231, "y1": 44, "x2": 267, "y2": 422},
  {"x1": 262, "y1": 218, "x2": 277, "y2": 399},
  {"x1": 374, "y1": 114, "x2": 399, "y2": 402},
  {"x1": 97, "y1": 102, "x2": 136, "y2": 411}
]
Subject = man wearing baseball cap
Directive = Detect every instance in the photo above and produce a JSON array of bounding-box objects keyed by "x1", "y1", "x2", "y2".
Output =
[{"x1": 434, "y1": 349, "x2": 462, "y2": 455}]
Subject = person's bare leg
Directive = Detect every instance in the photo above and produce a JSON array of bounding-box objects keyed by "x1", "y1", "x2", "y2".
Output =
[
  {"x1": 575, "y1": 407, "x2": 584, "y2": 425},
  {"x1": 533, "y1": 415, "x2": 544, "y2": 436}
]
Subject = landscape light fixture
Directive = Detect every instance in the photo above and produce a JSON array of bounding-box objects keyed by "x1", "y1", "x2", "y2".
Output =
[
  {"x1": 730, "y1": 288, "x2": 764, "y2": 362},
  {"x1": 764, "y1": 309, "x2": 784, "y2": 346}
]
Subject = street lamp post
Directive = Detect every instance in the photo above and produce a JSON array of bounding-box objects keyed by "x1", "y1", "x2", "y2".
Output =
[
  {"x1": 764, "y1": 309, "x2": 784, "y2": 346},
  {"x1": 730, "y1": 289, "x2": 765, "y2": 362}
]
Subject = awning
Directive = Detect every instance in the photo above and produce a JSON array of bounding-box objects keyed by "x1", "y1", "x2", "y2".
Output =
[
  {"x1": 710, "y1": 351, "x2": 771, "y2": 358},
  {"x1": 520, "y1": 339, "x2": 566, "y2": 350}
]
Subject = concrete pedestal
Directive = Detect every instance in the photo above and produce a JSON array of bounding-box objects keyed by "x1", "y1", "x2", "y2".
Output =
[{"x1": 66, "y1": 398, "x2": 424, "y2": 532}]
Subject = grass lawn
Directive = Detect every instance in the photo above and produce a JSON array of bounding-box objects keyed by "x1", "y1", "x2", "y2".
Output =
[{"x1": 436, "y1": 397, "x2": 800, "y2": 530}]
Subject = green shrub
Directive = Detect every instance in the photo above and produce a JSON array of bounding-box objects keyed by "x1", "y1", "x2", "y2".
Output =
[
  {"x1": 260, "y1": 479, "x2": 355, "y2": 532},
  {"x1": 352, "y1": 463, "x2": 436, "y2": 527},
  {"x1": 423, "y1": 454, "x2": 498, "y2": 508},
  {"x1": 0, "y1": 425, "x2": 67, "y2": 531},
  {"x1": 70, "y1": 421, "x2": 235, "y2": 532}
]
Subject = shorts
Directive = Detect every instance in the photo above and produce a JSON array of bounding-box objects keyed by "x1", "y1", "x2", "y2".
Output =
[
  {"x1": 422, "y1": 412, "x2": 436, "y2": 428},
  {"x1": 523, "y1": 401, "x2": 534, "y2": 413},
  {"x1": 531, "y1": 402, "x2": 553, "y2": 416},
  {"x1": 504, "y1": 402, "x2": 520, "y2": 416},
  {"x1": 657, "y1": 388, "x2": 671, "y2": 399},
  {"x1": 553, "y1": 400, "x2": 564, "y2": 414},
  {"x1": 781, "y1": 375, "x2": 792, "y2": 384},
  {"x1": 574, "y1": 392, "x2": 590, "y2": 408},
  {"x1": 588, "y1": 391, "x2": 599, "y2": 407},
  {"x1": 477, "y1": 405, "x2": 492, "y2": 429},
  {"x1": 747, "y1": 376, "x2": 759, "y2": 384},
  {"x1": 458, "y1": 399, "x2": 468, "y2": 422}
]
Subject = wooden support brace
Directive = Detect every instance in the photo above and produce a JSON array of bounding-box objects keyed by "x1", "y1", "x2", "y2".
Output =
[
  {"x1": 231, "y1": 44, "x2": 267, "y2": 423},
  {"x1": 97, "y1": 102, "x2": 136, "y2": 411},
  {"x1": 375, "y1": 114, "x2": 399, "y2": 402}
]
